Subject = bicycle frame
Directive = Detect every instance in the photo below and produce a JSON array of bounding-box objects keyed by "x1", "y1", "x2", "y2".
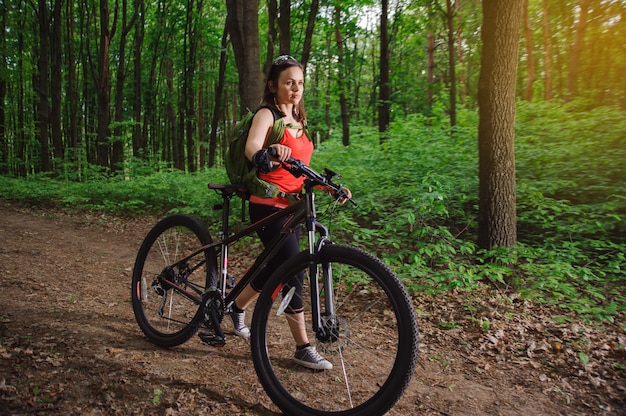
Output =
[{"x1": 161, "y1": 180, "x2": 333, "y2": 340}]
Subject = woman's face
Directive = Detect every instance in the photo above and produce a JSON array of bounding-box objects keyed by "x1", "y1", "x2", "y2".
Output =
[{"x1": 271, "y1": 66, "x2": 304, "y2": 107}]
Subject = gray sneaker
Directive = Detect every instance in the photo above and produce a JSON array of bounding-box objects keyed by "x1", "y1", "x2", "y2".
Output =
[
  {"x1": 230, "y1": 310, "x2": 250, "y2": 339},
  {"x1": 293, "y1": 345, "x2": 333, "y2": 370}
]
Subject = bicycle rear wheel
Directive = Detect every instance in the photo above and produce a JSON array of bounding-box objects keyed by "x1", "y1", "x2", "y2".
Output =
[
  {"x1": 131, "y1": 214, "x2": 217, "y2": 347},
  {"x1": 251, "y1": 244, "x2": 419, "y2": 416}
]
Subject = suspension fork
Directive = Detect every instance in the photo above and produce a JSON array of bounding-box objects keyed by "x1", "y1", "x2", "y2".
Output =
[{"x1": 304, "y1": 191, "x2": 334, "y2": 339}]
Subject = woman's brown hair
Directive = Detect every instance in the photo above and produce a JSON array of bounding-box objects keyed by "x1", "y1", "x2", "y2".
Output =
[{"x1": 262, "y1": 55, "x2": 307, "y2": 123}]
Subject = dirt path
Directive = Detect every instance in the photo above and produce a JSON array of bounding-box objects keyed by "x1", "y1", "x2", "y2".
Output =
[{"x1": 0, "y1": 201, "x2": 623, "y2": 415}]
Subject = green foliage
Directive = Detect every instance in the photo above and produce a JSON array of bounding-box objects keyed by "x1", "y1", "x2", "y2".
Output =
[
  {"x1": 1, "y1": 102, "x2": 624, "y2": 322},
  {"x1": 0, "y1": 168, "x2": 227, "y2": 220}
]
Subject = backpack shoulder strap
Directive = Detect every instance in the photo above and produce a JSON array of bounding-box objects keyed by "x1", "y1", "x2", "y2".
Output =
[{"x1": 259, "y1": 106, "x2": 285, "y2": 147}]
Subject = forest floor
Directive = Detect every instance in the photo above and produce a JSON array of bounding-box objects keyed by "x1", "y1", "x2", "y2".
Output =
[{"x1": 0, "y1": 200, "x2": 624, "y2": 416}]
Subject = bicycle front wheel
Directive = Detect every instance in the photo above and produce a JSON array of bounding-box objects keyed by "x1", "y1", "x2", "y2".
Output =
[
  {"x1": 131, "y1": 214, "x2": 217, "y2": 348},
  {"x1": 251, "y1": 244, "x2": 419, "y2": 416}
]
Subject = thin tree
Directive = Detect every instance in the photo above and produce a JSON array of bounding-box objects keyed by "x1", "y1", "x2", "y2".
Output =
[
  {"x1": 477, "y1": 0, "x2": 523, "y2": 250},
  {"x1": 333, "y1": 5, "x2": 349, "y2": 146},
  {"x1": 112, "y1": 0, "x2": 137, "y2": 172},
  {"x1": 300, "y1": 0, "x2": 320, "y2": 72},
  {"x1": 379, "y1": 0, "x2": 390, "y2": 144},
  {"x1": 94, "y1": 0, "x2": 118, "y2": 169},
  {"x1": 541, "y1": 0, "x2": 552, "y2": 100},
  {"x1": 566, "y1": 0, "x2": 590, "y2": 101},
  {"x1": 208, "y1": 25, "x2": 229, "y2": 168},
  {"x1": 35, "y1": 0, "x2": 51, "y2": 172},
  {"x1": 66, "y1": 0, "x2": 79, "y2": 152},
  {"x1": 522, "y1": 0, "x2": 535, "y2": 101},
  {"x1": 50, "y1": 0, "x2": 63, "y2": 165},
  {"x1": 445, "y1": 0, "x2": 456, "y2": 127},
  {"x1": 264, "y1": 0, "x2": 278, "y2": 77},
  {"x1": 0, "y1": 1, "x2": 7, "y2": 174},
  {"x1": 426, "y1": 1, "x2": 435, "y2": 112},
  {"x1": 132, "y1": 0, "x2": 145, "y2": 159}
]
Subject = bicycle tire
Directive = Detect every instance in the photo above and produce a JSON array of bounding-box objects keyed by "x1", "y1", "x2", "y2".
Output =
[
  {"x1": 131, "y1": 214, "x2": 217, "y2": 347},
  {"x1": 251, "y1": 244, "x2": 419, "y2": 416}
]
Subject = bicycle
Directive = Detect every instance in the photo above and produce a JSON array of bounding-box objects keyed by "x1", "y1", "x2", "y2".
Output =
[{"x1": 131, "y1": 156, "x2": 419, "y2": 416}]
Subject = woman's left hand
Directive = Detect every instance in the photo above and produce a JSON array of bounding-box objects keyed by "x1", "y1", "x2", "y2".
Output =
[{"x1": 322, "y1": 185, "x2": 351, "y2": 204}]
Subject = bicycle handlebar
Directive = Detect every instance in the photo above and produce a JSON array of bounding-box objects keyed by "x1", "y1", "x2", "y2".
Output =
[{"x1": 267, "y1": 147, "x2": 356, "y2": 206}]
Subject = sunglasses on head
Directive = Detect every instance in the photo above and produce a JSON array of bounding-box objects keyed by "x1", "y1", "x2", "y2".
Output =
[{"x1": 273, "y1": 55, "x2": 297, "y2": 66}]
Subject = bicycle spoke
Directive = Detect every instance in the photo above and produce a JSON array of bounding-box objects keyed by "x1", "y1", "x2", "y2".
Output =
[
  {"x1": 132, "y1": 215, "x2": 215, "y2": 348},
  {"x1": 252, "y1": 245, "x2": 418, "y2": 416}
]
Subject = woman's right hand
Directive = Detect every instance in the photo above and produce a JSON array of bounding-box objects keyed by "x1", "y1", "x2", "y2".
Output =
[{"x1": 268, "y1": 144, "x2": 292, "y2": 163}]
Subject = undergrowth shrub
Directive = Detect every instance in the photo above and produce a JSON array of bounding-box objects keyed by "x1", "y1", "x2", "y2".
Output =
[{"x1": 0, "y1": 102, "x2": 623, "y2": 321}]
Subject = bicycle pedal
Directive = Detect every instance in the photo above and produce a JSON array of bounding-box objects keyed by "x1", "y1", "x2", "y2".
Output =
[{"x1": 198, "y1": 331, "x2": 226, "y2": 347}]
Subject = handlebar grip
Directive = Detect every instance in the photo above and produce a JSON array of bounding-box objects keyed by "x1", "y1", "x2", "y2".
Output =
[{"x1": 267, "y1": 146, "x2": 278, "y2": 157}]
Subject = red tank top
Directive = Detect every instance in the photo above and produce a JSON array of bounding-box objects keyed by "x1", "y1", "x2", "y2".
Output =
[{"x1": 249, "y1": 128, "x2": 313, "y2": 208}]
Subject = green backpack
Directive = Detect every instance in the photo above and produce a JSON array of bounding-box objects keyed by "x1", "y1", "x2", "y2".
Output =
[{"x1": 225, "y1": 106, "x2": 285, "y2": 199}]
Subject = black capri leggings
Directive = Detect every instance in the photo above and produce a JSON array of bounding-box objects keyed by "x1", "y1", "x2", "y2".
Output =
[{"x1": 249, "y1": 202, "x2": 304, "y2": 314}]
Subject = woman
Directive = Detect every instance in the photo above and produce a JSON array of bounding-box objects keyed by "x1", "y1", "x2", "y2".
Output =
[{"x1": 229, "y1": 55, "x2": 332, "y2": 371}]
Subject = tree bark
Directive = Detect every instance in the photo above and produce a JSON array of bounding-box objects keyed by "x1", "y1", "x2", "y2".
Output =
[
  {"x1": 426, "y1": 1, "x2": 435, "y2": 112},
  {"x1": 566, "y1": 0, "x2": 590, "y2": 100},
  {"x1": 132, "y1": 0, "x2": 145, "y2": 158},
  {"x1": 264, "y1": 0, "x2": 278, "y2": 78},
  {"x1": 300, "y1": 0, "x2": 319, "y2": 72},
  {"x1": 278, "y1": 0, "x2": 290, "y2": 55},
  {"x1": 446, "y1": 0, "x2": 456, "y2": 127},
  {"x1": 209, "y1": 25, "x2": 229, "y2": 168},
  {"x1": 95, "y1": 0, "x2": 117, "y2": 169},
  {"x1": 66, "y1": 0, "x2": 79, "y2": 151},
  {"x1": 477, "y1": 0, "x2": 523, "y2": 250},
  {"x1": 225, "y1": 0, "x2": 264, "y2": 115},
  {"x1": 50, "y1": 0, "x2": 63, "y2": 164},
  {"x1": 0, "y1": 2, "x2": 7, "y2": 174},
  {"x1": 541, "y1": 0, "x2": 552, "y2": 100},
  {"x1": 112, "y1": 0, "x2": 137, "y2": 172},
  {"x1": 523, "y1": 0, "x2": 535, "y2": 101},
  {"x1": 183, "y1": 0, "x2": 199, "y2": 172},
  {"x1": 36, "y1": 0, "x2": 51, "y2": 172},
  {"x1": 333, "y1": 6, "x2": 349, "y2": 146},
  {"x1": 378, "y1": 0, "x2": 390, "y2": 144}
]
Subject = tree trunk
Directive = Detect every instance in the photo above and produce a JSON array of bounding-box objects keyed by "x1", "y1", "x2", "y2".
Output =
[
  {"x1": 112, "y1": 0, "x2": 136, "y2": 172},
  {"x1": 333, "y1": 6, "x2": 349, "y2": 146},
  {"x1": 17, "y1": 13, "x2": 27, "y2": 177},
  {"x1": 36, "y1": 0, "x2": 51, "y2": 173},
  {"x1": 264, "y1": 0, "x2": 278, "y2": 77},
  {"x1": 477, "y1": 0, "x2": 523, "y2": 250},
  {"x1": 225, "y1": 0, "x2": 264, "y2": 115},
  {"x1": 209, "y1": 25, "x2": 228, "y2": 168},
  {"x1": 278, "y1": 0, "x2": 290, "y2": 55},
  {"x1": 456, "y1": 0, "x2": 467, "y2": 106},
  {"x1": 566, "y1": 0, "x2": 590, "y2": 100},
  {"x1": 183, "y1": 0, "x2": 198, "y2": 173},
  {"x1": 522, "y1": 0, "x2": 535, "y2": 101},
  {"x1": 50, "y1": 0, "x2": 63, "y2": 164},
  {"x1": 96, "y1": 0, "x2": 117, "y2": 169},
  {"x1": 427, "y1": 2, "x2": 435, "y2": 112},
  {"x1": 446, "y1": 0, "x2": 456, "y2": 127},
  {"x1": 164, "y1": 57, "x2": 180, "y2": 169},
  {"x1": 541, "y1": 0, "x2": 552, "y2": 100},
  {"x1": 0, "y1": 3, "x2": 7, "y2": 174},
  {"x1": 66, "y1": 0, "x2": 79, "y2": 151},
  {"x1": 378, "y1": 0, "x2": 390, "y2": 144},
  {"x1": 132, "y1": 0, "x2": 145, "y2": 159},
  {"x1": 300, "y1": 0, "x2": 319, "y2": 72}
]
